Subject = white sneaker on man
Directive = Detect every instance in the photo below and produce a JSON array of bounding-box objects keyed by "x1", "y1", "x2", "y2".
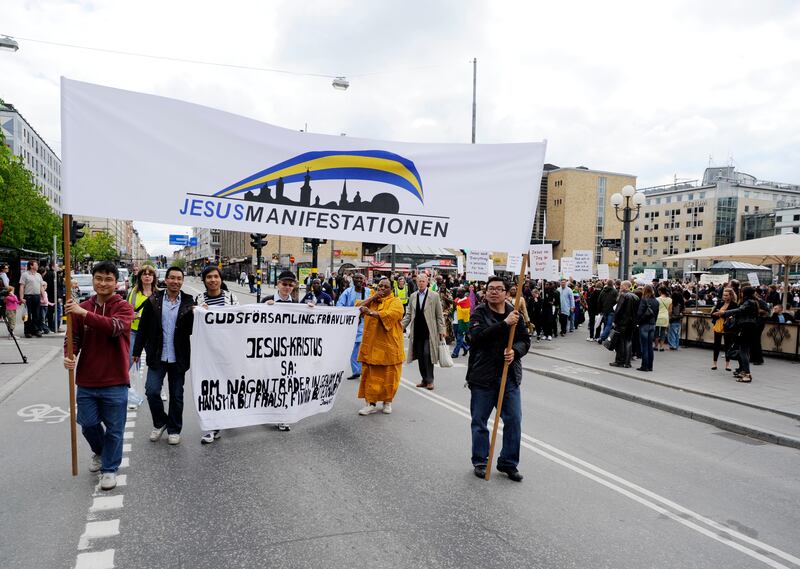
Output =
[
  {"x1": 167, "y1": 434, "x2": 181, "y2": 445},
  {"x1": 276, "y1": 423, "x2": 291, "y2": 432},
  {"x1": 358, "y1": 404, "x2": 378, "y2": 415},
  {"x1": 99, "y1": 472, "x2": 117, "y2": 491},
  {"x1": 382, "y1": 403, "x2": 393, "y2": 414},
  {"x1": 149, "y1": 426, "x2": 167, "y2": 442},
  {"x1": 89, "y1": 454, "x2": 102, "y2": 473},
  {"x1": 200, "y1": 430, "x2": 221, "y2": 444},
  {"x1": 546, "y1": 336, "x2": 552, "y2": 341}
]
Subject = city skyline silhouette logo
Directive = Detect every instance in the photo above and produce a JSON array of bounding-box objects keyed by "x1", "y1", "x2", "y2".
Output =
[{"x1": 213, "y1": 150, "x2": 424, "y2": 215}]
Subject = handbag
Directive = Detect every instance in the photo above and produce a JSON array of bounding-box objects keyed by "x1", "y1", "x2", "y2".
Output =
[
  {"x1": 723, "y1": 315, "x2": 738, "y2": 333},
  {"x1": 438, "y1": 339, "x2": 454, "y2": 368},
  {"x1": 603, "y1": 328, "x2": 619, "y2": 351}
]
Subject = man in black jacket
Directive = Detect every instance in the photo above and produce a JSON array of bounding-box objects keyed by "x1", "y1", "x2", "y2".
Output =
[
  {"x1": 133, "y1": 267, "x2": 195, "y2": 445},
  {"x1": 596, "y1": 280, "x2": 619, "y2": 343},
  {"x1": 610, "y1": 280, "x2": 638, "y2": 368},
  {"x1": 466, "y1": 276, "x2": 531, "y2": 482}
]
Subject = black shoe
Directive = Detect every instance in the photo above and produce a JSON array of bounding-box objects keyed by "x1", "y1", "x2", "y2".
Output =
[
  {"x1": 25, "y1": 334, "x2": 32, "y2": 338},
  {"x1": 609, "y1": 362, "x2": 624, "y2": 367},
  {"x1": 33, "y1": 332, "x2": 42, "y2": 337},
  {"x1": 346, "y1": 374, "x2": 361, "y2": 380},
  {"x1": 473, "y1": 465, "x2": 487, "y2": 479},
  {"x1": 497, "y1": 466, "x2": 524, "y2": 482},
  {"x1": 636, "y1": 367, "x2": 646, "y2": 371}
]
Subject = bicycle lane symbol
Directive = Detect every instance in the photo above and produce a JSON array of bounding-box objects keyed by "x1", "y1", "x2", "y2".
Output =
[{"x1": 17, "y1": 404, "x2": 70, "y2": 424}]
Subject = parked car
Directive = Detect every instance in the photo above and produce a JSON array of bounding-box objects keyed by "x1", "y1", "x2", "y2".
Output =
[
  {"x1": 71, "y1": 274, "x2": 94, "y2": 302},
  {"x1": 156, "y1": 268, "x2": 167, "y2": 287},
  {"x1": 116, "y1": 268, "x2": 130, "y2": 296}
]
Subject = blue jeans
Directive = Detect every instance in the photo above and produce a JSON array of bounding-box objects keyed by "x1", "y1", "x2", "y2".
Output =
[
  {"x1": 470, "y1": 383, "x2": 522, "y2": 470},
  {"x1": 145, "y1": 362, "x2": 186, "y2": 434},
  {"x1": 350, "y1": 341, "x2": 362, "y2": 376},
  {"x1": 452, "y1": 328, "x2": 468, "y2": 357},
  {"x1": 668, "y1": 321, "x2": 681, "y2": 349},
  {"x1": 599, "y1": 312, "x2": 615, "y2": 341},
  {"x1": 639, "y1": 324, "x2": 655, "y2": 370},
  {"x1": 76, "y1": 385, "x2": 128, "y2": 473}
]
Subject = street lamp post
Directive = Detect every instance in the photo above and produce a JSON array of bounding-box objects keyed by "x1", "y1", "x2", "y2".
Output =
[{"x1": 610, "y1": 185, "x2": 645, "y2": 280}]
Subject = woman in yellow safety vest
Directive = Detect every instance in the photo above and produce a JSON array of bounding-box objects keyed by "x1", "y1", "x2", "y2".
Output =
[
  {"x1": 126, "y1": 265, "x2": 156, "y2": 407},
  {"x1": 393, "y1": 275, "x2": 410, "y2": 310}
]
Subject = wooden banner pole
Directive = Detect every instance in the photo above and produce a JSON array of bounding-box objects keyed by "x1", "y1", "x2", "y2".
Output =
[
  {"x1": 485, "y1": 253, "x2": 529, "y2": 481},
  {"x1": 63, "y1": 214, "x2": 78, "y2": 476}
]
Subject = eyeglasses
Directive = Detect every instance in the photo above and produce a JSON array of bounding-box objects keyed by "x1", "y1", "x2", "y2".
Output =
[
  {"x1": 486, "y1": 287, "x2": 506, "y2": 293},
  {"x1": 279, "y1": 281, "x2": 296, "y2": 287}
]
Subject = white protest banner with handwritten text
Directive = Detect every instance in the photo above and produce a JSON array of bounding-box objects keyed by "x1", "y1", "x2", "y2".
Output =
[
  {"x1": 191, "y1": 304, "x2": 360, "y2": 430},
  {"x1": 573, "y1": 250, "x2": 593, "y2": 280},
  {"x1": 466, "y1": 250, "x2": 491, "y2": 281}
]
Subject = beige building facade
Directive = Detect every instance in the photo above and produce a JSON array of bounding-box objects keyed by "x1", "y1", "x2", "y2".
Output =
[
  {"x1": 634, "y1": 167, "x2": 800, "y2": 274},
  {"x1": 545, "y1": 167, "x2": 637, "y2": 272}
]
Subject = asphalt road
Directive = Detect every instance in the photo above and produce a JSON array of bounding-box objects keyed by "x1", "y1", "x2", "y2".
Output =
[{"x1": 2, "y1": 281, "x2": 799, "y2": 569}]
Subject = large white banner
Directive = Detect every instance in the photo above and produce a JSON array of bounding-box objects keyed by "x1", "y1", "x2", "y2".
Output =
[
  {"x1": 529, "y1": 244, "x2": 554, "y2": 280},
  {"x1": 191, "y1": 304, "x2": 360, "y2": 430},
  {"x1": 61, "y1": 78, "x2": 546, "y2": 252},
  {"x1": 573, "y1": 250, "x2": 593, "y2": 280}
]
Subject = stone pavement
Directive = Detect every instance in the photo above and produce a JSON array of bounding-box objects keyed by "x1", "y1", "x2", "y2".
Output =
[{"x1": 525, "y1": 327, "x2": 800, "y2": 448}]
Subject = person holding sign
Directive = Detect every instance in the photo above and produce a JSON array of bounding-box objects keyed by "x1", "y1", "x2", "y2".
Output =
[
  {"x1": 133, "y1": 267, "x2": 196, "y2": 445},
  {"x1": 337, "y1": 273, "x2": 372, "y2": 380},
  {"x1": 260, "y1": 270, "x2": 299, "y2": 432},
  {"x1": 356, "y1": 278, "x2": 405, "y2": 415},
  {"x1": 401, "y1": 273, "x2": 445, "y2": 390},
  {"x1": 195, "y1": 265, "x2": 240, "y2": 444},
  {"x1": 63, "y1": 262, "x2": 134, "y2": 491},
  {"x1": 466, "y1": 276, "x2": 530, "y2": 482}
]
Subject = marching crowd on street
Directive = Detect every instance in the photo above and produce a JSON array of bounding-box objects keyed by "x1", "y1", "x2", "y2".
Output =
[{"x1": 38, "y1": 258, "x2": 799, "y2": 491}]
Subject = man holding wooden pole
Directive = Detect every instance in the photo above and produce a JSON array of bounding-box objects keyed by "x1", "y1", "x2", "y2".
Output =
[{"x1": 466, "y1": 274, "x2": 531, "y2": 482}]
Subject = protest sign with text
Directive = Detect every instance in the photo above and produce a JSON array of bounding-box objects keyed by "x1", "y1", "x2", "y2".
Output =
[
  {"x1": 190, "y1": 304, "x2": 360, "y2": 430},
  {"x1": 466, "y1": 250, "x2": 491, "y2": 281},
  {"x1": 529, "y1": 244, "x2": 554, "y2": 280},
  {"x1": 573, "y1": 250, "x2": 593, "y2": 280},
  {"x1": 561, "y1": 257, "x2": 575, "y2": 279}
]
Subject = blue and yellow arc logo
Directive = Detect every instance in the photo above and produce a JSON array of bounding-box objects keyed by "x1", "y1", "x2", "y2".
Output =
[{"x1": 214, "y1": 150, "x2": 424, "y2": 204}]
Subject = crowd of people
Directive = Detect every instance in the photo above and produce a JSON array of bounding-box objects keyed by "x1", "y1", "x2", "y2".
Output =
[
  {"x1": 1, "y1": 260, "x2": 64, "y2": 339},
  {"x1": 59, "y1": 259, "x2": 799, "y2": 491}
]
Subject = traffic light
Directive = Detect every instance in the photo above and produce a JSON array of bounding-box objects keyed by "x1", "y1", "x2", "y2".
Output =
[
  {"x1": 70, "y1": 220, "x2": 86, "y2": 245},
  {"x1": 250, "y1": 233, "x2": 267, "y2": 249}
]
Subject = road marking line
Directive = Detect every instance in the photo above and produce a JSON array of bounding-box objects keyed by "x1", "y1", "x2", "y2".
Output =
[
  {"x1": 120, "y1": 457, "x2": 129, "y2": 468},
  {"x1": 399, "y1": 378, "x2": 799, "y2": 569},
  {"x1": 122, "y1": 443, "x2": 131, "y2": 453},
  {"x1": 122, "y1": 431, "x2": 133, "y2": 440},
  {"x1": 78, "y1": 520, "x2": 119, "y2": 550},
  {"x1": 74, "y1": 549, "x2": 115, "y2": 569},
  {"x1": 126, "y1": 412, "x2": 136, "y2": 419},
  {"x1": 89, "y1": 496, "x2": 124, "y2": 512},
  {"x1": 125, "y1": 421, "x2": 136, "y2": 428}
]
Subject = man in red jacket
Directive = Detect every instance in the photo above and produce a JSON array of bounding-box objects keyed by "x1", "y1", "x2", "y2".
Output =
[{"x1": 64, "y1": 261, "x2": 134, "y2": 491}]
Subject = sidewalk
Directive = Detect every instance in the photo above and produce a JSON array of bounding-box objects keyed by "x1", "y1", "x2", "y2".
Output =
[
  {"x1": 0, "y1": 332, "x2": 62, "y2": 403},
  {"x1": 525, "y1": 329, "x2": 800, "y2": 448}
]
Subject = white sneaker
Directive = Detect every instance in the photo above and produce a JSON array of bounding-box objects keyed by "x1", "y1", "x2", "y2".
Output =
[
  {"x1": 167, "y1": 434, "x2": 181, "y2": 445},
  {"x1": 546, "y1": 336, "x2": 552, "y2": 341},
  {"x1": 358, "y1": 404, "x2": 378, "y2": 415},
  {"x1": 160, "y1": 392, "x2": 168, "y2": 401},
  {"x1": 149, "y1": 426, "x2": 167, "y2": 442},
  {"x1": 277, "y1": 423, "x2": 291, "y2": 432},
  {"x1": 89, "y1": 454, "x2": 102, "y2": 473},
  {"x1": 200, "y1": 431, "x2": 218, "y2": 444},
  {"x1": 382, "y1": 403, "x2": 392, "y2": 414},
  {"x1": 99, "y1": 472, "x2": 117, "y2": 491}
]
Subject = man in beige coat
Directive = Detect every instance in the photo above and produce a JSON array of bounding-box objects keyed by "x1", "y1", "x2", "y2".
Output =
[{"x1": 401, "y1": 273, "x2": 445, "y2": 390}]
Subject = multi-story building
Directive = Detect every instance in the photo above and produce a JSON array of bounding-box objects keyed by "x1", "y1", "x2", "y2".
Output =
[
  {"x1": 545, "y1": 166, "x2": 637, "y2": 272},
  {"x1": 73, "y1": 217, "x2": 150, "y2": 266},
  {"x1": 0, "y1": 100, "x2": 62, "y2": 214},
  {"x1": 530, "y1": 163, "x2": 560, "y2": 242},
  {"x1": 634, "y1": 167, "x2": 800, "y2": 273},
  {"x1": 774, "y1": 206, "x2": 800, "y2": 235}
]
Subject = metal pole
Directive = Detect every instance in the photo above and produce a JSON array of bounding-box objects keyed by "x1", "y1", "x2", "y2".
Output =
[
  {"x1": 256, "y1": 247, "x2": 262, "y2": 303},
  {"x1": 330, "y1": 239, "x2": 335, "y2": 276},
  {"x1": 311, "y1": 240, "x2": 319, "y2": 279},
  {"x1": 471, "y1": 58, "x2": 477, "y2": 144},
  {"x1": 391, "y1": 244, "x2": 396, "y2": 274},
  {"x1": 52, "y1": 234, "x2": 58, "y2": 332},
  {"x1": 622, "y1": 202, "x2": 631, "y2": 280}
]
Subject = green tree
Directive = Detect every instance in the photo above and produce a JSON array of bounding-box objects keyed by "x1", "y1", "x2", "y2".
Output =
[
  {"x1": 72, "y1": 231, "x2": 119, "y2": 262},
  {"x1": 0, "y1": 131, "x2": 62, "y2": 252},
  {"x1": 172, "y1": 258, "x2": 187, "y2": 270}
]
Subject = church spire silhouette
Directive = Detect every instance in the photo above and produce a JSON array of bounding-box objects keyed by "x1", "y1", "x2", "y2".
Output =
[{"x1": 339, "y1": 180, "x2": 348, "y2": 207}]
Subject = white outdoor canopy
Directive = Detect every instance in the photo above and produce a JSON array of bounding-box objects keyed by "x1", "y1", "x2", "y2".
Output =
[{"x1": 663, "y1": 233, "x2": 800, "y2": 307}]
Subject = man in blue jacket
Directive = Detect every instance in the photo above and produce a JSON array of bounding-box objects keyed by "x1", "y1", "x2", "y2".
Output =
[{"x1": 336, "y1": 273, "x2": 371, "y2": 379}]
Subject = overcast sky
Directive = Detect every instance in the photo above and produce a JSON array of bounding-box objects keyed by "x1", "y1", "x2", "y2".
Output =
[{"x1": 4, "y1": 0, "x2": 800, "y2": 256}]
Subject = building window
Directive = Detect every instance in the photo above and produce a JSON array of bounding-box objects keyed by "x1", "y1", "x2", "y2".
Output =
[
  {"x1": 777, "y1": 216, "x2": 783, "y2": 222},
  {"x1": 794, "y1": 214, "x2": 800, "y2": 221}
]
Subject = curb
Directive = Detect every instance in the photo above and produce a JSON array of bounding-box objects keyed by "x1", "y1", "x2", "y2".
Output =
[
  {"x1": 526, "y1": 366, "x2": 800, "y2": 450},
  {"x1": 0, "y1": 347, "x2": 60, "y2": 404},
  {"x1": 529, "y1": 351, "x2": 800, "y2": 421}
]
